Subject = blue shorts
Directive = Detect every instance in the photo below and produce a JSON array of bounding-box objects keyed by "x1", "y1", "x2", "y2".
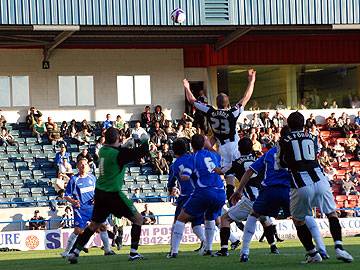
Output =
[
  {"x1": 73, "y1": 207, "x2": 93, "y2": 229},
  {"x1": 183, "y1": 188, "x2": 226, "y2": 221},
  {"x1": 176, "y1": 196, "x2": 204, "y2": 227},
  {"x1": 252, "y1": 186, "x2": 290, "y2": 218}
]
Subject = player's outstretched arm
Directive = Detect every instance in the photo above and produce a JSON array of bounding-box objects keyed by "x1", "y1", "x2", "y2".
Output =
[
  {"x1": 183, "y1": 79, "x2": 196, "y2": 104},
  {"x1": 237, "y1": 69, "x2": 256, "y2": 107},
  {"x1": 230, "y1": 169, "x2": 254, "y2": 205}
]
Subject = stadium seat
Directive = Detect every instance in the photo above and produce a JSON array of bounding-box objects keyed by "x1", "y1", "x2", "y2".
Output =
[
  {"x1": 33, "y1": 170, "x2": 44, "y2": 178},
  {"x1": 31, "y1": 187, "x2": 43, "y2": 196},
  {"x1": 16, "y1": 162, "x2": 29, "y2": 171},
  {"x1": 23, "y1": 197, "x2": 37, "y2": 207},
  {"x1": 22, "y1": 153, "x2": 34, "y2": 162},
  {"x1": 335, "y1": 195, "x2": 347, "y2": 202},
  {"x1": 147, "y1": 175, "x2": 159, "y2": 182},
  {"x1": 25, "y1": 137, "x2": 37, "y2": 145},
  {"x1": 7, "y1": 171, "x2": 19, "y2": 180},
  {"x1": 136, "y1": 175, "x2": 147, "y2": 184},
  {"x1": 18, "y1": 145, "x2": 30, "y2": 153},
  {"x1": 141, "y1": 184, "x2": 153, "y2": 192},
  {"x1": 124, "y1": 175, "x2": 135, "y2": 184},
  {"x1": 36, "y1": 196, "x2": 49, "y2": 207},
  {"x1": 12, "y1": 179, "x2": 23, "y2": 189},
  {"x1": 2, "y1": 162, "x2": 15, "y2": 172},
  {"x1": 0, "y1": 197, "x2": 10, "y2": 208},
  {"x1": 43, "y1": 187, "x2": 56, "y2": 196},
  {"x1": 38, "y1": 178, "x2": 51, "y2": 187},
  {"x1": 20, "y1": 170, "x2": 32, "y2": 179},
  {"x1": 0, "y1": 153, "x2": 8, "y2": 161},
  {"x1": 18, "y1": 187, "x2": 30, "y2": 197},
  {"x1": 130, "y1": 167, "x2": 141, "y2": 174},
  {"x1": 159, "y1": 175, "x2": 168, "y2": 182},
  {"x1": 43, "y1": 145, "x2": 54, "y2": 153},
  {"x1": 0, "y1": 179, "x2": 11, "y2": 189},
  {"x1": 5, "y1": 188, "x2": 17, "y2": 198},
  {"x1": 6, "y1": 146, "x2": 18, "y2": 154}
]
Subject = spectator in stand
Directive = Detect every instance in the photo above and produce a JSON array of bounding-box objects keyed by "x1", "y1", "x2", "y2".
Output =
[
  {"x1": 337, "y1": 112, "x2": 347, "y2": 128},
  {"x1": 251, "y1": 133, "x2": 262, "y2": 155},
  {"x1": 249, "y1": 100, "x2": 260, "y2": 111},
  {"x1": 60, "y1": 206, "x2": 74, "y2": 229},
  {"x1": 48, "y1": 123, "x2": 64, "y2": 145},
  {"x1": 29, "y1": 210, "x2": 46, "y2": 230},
  {"x1": 326, "y1": 113, "x2": 337, "y2": 129},
  {"x1": 176, "y1": 124, "x2": 186, "y2": 139},
  {"x1": 132, "y1": 188, "x2": 143, "y2": 203},
  {"x1": 272, "y1": 111, "x2": 285, "y2": 129},
  {"x1": 183, "y1": 121, "x2": 197, "y2": 140},
  {"x1": 0, "y1": 109, "x2": 6, "y2": 128},
  {"x1": 102, "y1": 113, "x2": 113, "y2": 130},
  {"x1": 150, "y1": 121, "x2": 167, "y2": 149},
  {"x1": 319, "y1": 150, "x2": 334, "y2": 168},
  {"x1": 332, "y1": 139, "x2": 347, "y2": 163},
  {"x1": 162, "y1": 143, "x2": 173, "y2": 165},
  {"x1": 240, "y1": 117, "x2": 251, "y2": 132},
  {"x1": 58, "y1": 157, "x2": 73, "y2": 180},
  {"x1": 141, "y1": 204, "x2": 156, "y2": 225},
  {"x1": 323, "y1": 166, "x2": 337, "y2": 182},
  {"x1": 354, "y1": 111, "x2": 360, "y2": 129},
  {"x1": 153, "y1": 151, "x2": 169, "y2": 175},
  {"x1": 141, "y1": 106, "x2": 153, "y2": 129},
  {"x1": 177, "y1": 112, "x2": 194, "y2": 127},
  {"x1": 32, "y1": 117, "x2": 47, "y2": 143},
  {"x1": 121, "y1": 122, "x2": 131, "y2": 138},
  {"x1": 305, "y1": 113, "x2": 317, "y2": 129},
  {"x1": 94, "y1": 136, "x2": 105, "y2": 162},
  {"x1": 153, "y1": 105, "x2": 165, "y2": 127},
  {"x1": 260, "y1": 128, "x2": 275, "y2": 148},
  {"x1": 341, "y1": 173, "x2": 356, "y2": 195},
  {"x1": 45, "y1": 116, "x2": 55, "y2": 133},
  {"x1": 298, "y1": 98, "x2": 307, "y2": 110},
  {"x1": 0, "y1": 127, "x2": 18, "y2": 147},
  {"x1": 80, "y1": 120, "x2": 93, "y2": 134},
  {"x1": 349, "y1": 167, "x2": 359, "y2": 183},
  {"x1": 261, "y1": 112, "x2": 273, "y2": 129},
  {"x1": 250, "y1": 113, "x2": 264, "y2": 129},
  {"x1": 164, "y1": 120, "x2": 177, "y2": 143},
  {"x1": 344, "y1": 133, "x2": 358, "y2": 153},
  {"x1": 26, "y1": 107, "x2": 42, "y2": 129},
  {"x1": 55, "y1": 174, "x2": 69, "y2": 194},
  {"x1": 77, "y1": 148, "x2": 95, "y2": 172},
  {"x1": 60, "y1": 121, "x2": 68, "y2": 138},
  {"x1": 55, "y1": 144, "x2": 70, "y2": 166},
  {"x1": 132, "y1": 121, "x2": 148, "y2": 142},
  {"x1": 114, "y1": 115, "x2": 125, "y2": 130},
  {"x1": 342, "y1": 118, "x2": 354, "y2": 137},
  {"x1": 322, "y1": 100, "x2": 329, "y2": 109},
  {"x1": 67, "y1": 119, "x2": 78, "y2": 139},
  {"x1": 309, "y1": 125, "x2": 319, "y2": 136},
  {"x1": 330, "y1": 99, "x2": 338, "y2": 109},
  {"x1": 275, "y1": 99, "x2": 286, "y2": 110}
]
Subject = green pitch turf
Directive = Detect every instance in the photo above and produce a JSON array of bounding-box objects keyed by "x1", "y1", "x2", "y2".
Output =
[{"x1": 1, "y1": 237, "x2": 359, "y2": 270}]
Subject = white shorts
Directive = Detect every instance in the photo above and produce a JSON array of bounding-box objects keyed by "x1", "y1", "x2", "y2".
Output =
[
  {"x1": 218, "y1": 139, "x2": 240, "y2": 172},
  {"x1": 227, "y1": 196, "x2": 253, "y2": 223},
  {"x1": 290, "y1": 179, "x2": 336, "y2": 221}
]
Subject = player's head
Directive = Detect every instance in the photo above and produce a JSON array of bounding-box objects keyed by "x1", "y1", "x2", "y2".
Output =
[
  {"x1": 287, "y1": 111, "x2": 305, "y2": 131},
  {"x1": 173, "y1": 138, "x2": 188, "y2": 157},
  {"x1": 216, "y1": 93, "x2": 230, "y2": 109},
  {"x1": 77, "y1": 157, "x2": 90, "y2": 175},
  {"x1": 238, "y1": 137, "x2": 253, "y2": 155},
  {"x1": 191, "y1": 134, "x2": 205, "y2": 151},
  {"x1": 104, "y1": 127, "x2": 120, "y2": 145}
]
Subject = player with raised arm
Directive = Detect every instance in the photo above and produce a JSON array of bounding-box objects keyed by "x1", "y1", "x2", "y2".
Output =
[
  {"x1": 183, "y1": 69, "x2": 256, "y2": 204},
  {"x1": 279, "y1": 112, "x2": 353, "y2": 263},
  {"x1": 168, "y1": 134, "x2": 226, "y2": 257},
  {"x1": 67, "y1": 127, "x2": 149, "y2": 264},
  {"x1": 167, "y1": 138, "x2": 205, "y2": 258},
  {"x1": 61, "y1": 158, "x2": 114, "y2": 258}
]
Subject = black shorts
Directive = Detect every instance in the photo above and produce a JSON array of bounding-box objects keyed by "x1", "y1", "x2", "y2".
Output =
[{"x1": 92, "y1": 188, "x2": 138, "y2": 224}]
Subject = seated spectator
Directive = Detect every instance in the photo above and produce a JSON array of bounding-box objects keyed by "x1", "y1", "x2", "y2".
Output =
[
  {"x1": 67, "y1": 119, "x2": 79, "y2": 139},
  {"x1": 351, "y1": 95, "x2": 360, "y2": 108},
  {"x1": 323, "y1": 166, "x2": 337, "y2": 182},
  {"x1": 60, "y1": 121, "x2": 68, "y2": 138},
  {"x1": 95, "y1": 136, "x2": 105, "y2": 162},
  {"x1": 153, "y1": 151, "x2": 169, "y2": 175},
  {"x1": 322, "y1": 100, "x2": 329, "y2": 109},
  {"x1": 75, "y1": 127, "x2": 91, "y2": 145},
  {"x1": 58, "y1": 157, "x2": 73, "y2": 179},
  {"x1": 114, "y1": 115, "x2": 125, "y2": 130},
  {"x1": 272, "y1": 111, "x2": 285, "y2": 129},
  {"x1": 251, "y1": 133, "x2": 262, "y2": 154},
  {"x1": 48, "y1": 123, "x2": 64, "y2": 145},
  {"x1": 344, "y1": 133, "x2": 358, "y2": 153},
  {"x1": 102, "y1": 113, "x2": 113, "y2": 130},
  {"x1": 55, "y1": 174, "x2": 68, "y2": 193},
  {"x1": 26, "y1": 107, "x2": 42, "y2": 129},
  {"x1": 153, "y1": 105, "x2": 166, "y2": 127},
  {"x1": 0, "y1": 127, "x2": 18, "y2": 147},
  {"x1": 162, "y1": 143, "x2": 173, "y2": 165},
  {"x1": 250, "y1": 113, "x2": 264, "y2": 129},
  {"x1": 32, "y1": 117, "x2": 47, "y2": 142},
  {"x1": 55, "y1": 190, "x2": 66, "y2": 206},
  {"x1": 178, "y1": 112, "x2": 194, "y2": 127},
  {"x1": 121, "y1": 122, "x2": 131, "y2": 138},
  {"x1": 260, "y1": 128, "x2": 274, "y2": 148},
  {"x1": 151, "y1": 122, "x2": 167, "y2": 148},
  {"x1": 141, "y1": 105, "x2": 153, "y2": 129},
  {"x1": 0, "y1": 109, "x2": 6, "y2": 128},
  {"x1": 45, "y1": 117, "x2": 56, "y2": 133},
  {"x1": 309, "y1": 125, "x2": 319, "y2": 136},
  {"x1": 305, "y1": 113, "x2": 316, "y2": 129},
  {"x1": 77, "y1": 148, "x2": 95, "y2": 171},
  {"x1": 354, "y1": 111, "x2": 360, "y2": 129},
  {"x1": 80, "y1": 119, "x2": 93, "y2": 134},
  {"x1": 341, "y1": 173, "x2": 357, "y2": 195},
  {"x1": 60, "y1": 206, "x2": 74, "y2": 229},
  {"x1": 332, "y1": 140, "x2": 347, "y2": 163},
  {"x1": 132, "y1": 188, "x2": 143, "y2": 203},
  {"x1": 29, "y1": 210, "x2": 46, "y2": 230},
  {"x1": 164, "y1": 120, "x2": 176, "y2": 135},
  {"x1": 261, "y1": 112, "x2": 273, "y2": 129},
  {"x1": 176, "y1": 124, "x2": 186, "y2": 138},
  {"x1": 326, "y1": 113, "x2": 337, "y2": 129},
  {"x1": 342, "y1": 118, "x2": 354, "y2": 137},
  {"x1": 240, "y1": 117, "x2": 251, "y2": 131},
  {"x1": 141, "y1": 204, "x2": 156, "y2": 225},
  {"x1": 337, "y1": 112, "x2": 347, "y2": 128},
  {"x1": 349, "y1": 166, "x2": 359, "y2": 183},
  {"x1": 132, "y1": 121, "x2": 148, "y2": 141},
  {"x1": 275, "y1": 99, "x2": 286, "y2": 110},
  {"x1": 55, "y1": 144, "x2": 70, "y2": 166},
  {"x1": 330, "y1": 99, "x2": 338, "y2": 109},
  {"x1": 319, "y1": 150, "x2": 333, "y2": 168},
  {"x1": 183, "y1": 121, "x2": 197, "y2": 140},
  {"x1": 249, "y1": 100, "x2": 260, "y2": 111}
]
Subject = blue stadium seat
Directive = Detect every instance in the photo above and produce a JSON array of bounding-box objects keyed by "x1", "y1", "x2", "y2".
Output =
[
  {"x1": 6, "y1": 146, "x2": 18, "y2": 154},
  {"x1": 38, "y1": 178, "x2": 51, "y2": 187},
  {"x1": 32, "y1": 170, "x2": 44, "y2": 178},
  {"x1": 147, "y1": 175, "x2": 159, "y2": 182},
  {"x1": 18, "y1": 188, "x2": 30, "y2": 197},
  {"x1": 159, "y1": 175, "x2": 169, "y2": 182},
  {"x1": 36, "y1": 196, "x2": 48, "y2": 207},
  {"x1": 141, "y1": 166, "x2": 153, "y2": 175},
  {"x1": 0, "y1": 179, "x2": 11, "y2": 189},
  {"x1": 25, "y1": 137, "x2": 37, "y2": 145},
  {"x1": 159, "y1": 192, "x2": 169, "y2": 202},
  {"x1": 23, "y1": 197, "x2": 37, "y2": 207},
  {"x1": 16, "y1": 161, "x2": 29, "y2": 171},
  {"x1": 12, "y1": 179, "x2": 24, "y2": 189},
  {"x1": 135, "y1": 175, "x2": 147, "y2": 184},
  {"x1": 31, "y1": 145, "x2": 43, "y2": 154},
  {"x1": 124, "y1": 175, "x2": 134, "y2": 184},
  {"x1": 141, "y1": 184, "x2": 153, "y2": 192},
  {"x1": 0, "y1": 197, "x2": 10, "y2": 208},
  {"x1": 20, "y1": 170, "x2": 32, "y2": 179},
  {"x1": 130, "y1": 167, "x2": 141, "y2": 173},
  {"x1": 0, "y1": 153, "x2": 8, "y2": 161},
  {"x1": 11, "y1": 197, "x2": 23, "y2": 208},
  {"x1": 5, "y1": 188, "x2": 17, "y2": 198},
  {"x1": 7, "y1": 171, "x2": 19, "y2": 180},
  {"x1": 18, "y1": 145, "x2": 30, "y2": 153},
  {"x1": 43, "y1": 145, "x2": 54, "y2": 153},
  {"x1": 16, "y1": 138, "x2": 25, "y2": 145},
  {"x1": 2, "y1": 162, "x2": 15, "y2": 172},
  {"x1": 43, "y1": 187, "x2": 56, "y2": 196},
  {"x1": 22, "y1": 153, "x2": 34, "y2": 162},
  {"x1": 31, "y1": 187, "x2": 43, "y2": 196}
]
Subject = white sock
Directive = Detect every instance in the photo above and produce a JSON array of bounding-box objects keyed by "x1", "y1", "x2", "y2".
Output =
[
  {"x1": 229, "y1": 229, "x2": 239, "y2": 243},
  {"x1": 64, "y1": 232, "x2": 78, "y2": 254},
  {"x1": 204, "y1": 220, "x2": 216, "y2": 251},
  {"x1": 100, "y1": 230, "x2": 111, "y2": 253},
  {"x1": 305, "y1": 216, "x2": 326, "y2": 253},
  {"x1": 171, "y1": 221, "x2": 185, "y2": 254},
  {"x1": 192, "y1": 225, "x2": 205, "y2": 242},
  {"x1": 241, "y1": 216, "x2": 257, "y2": 256},
  {"x1": 84, "y1": 234, "x2": 95, "y2": 249}
]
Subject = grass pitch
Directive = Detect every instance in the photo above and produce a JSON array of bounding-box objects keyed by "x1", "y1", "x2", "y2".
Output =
[{"x1": 0, "y1": 237, "x2": 359, "y2": 270}]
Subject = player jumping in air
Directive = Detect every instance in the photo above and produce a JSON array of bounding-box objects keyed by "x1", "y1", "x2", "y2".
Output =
[
  {"x1": 279, "y1": 112, "x2": 353, "y2": 263},
  {"x1": 67, "y1": 127, "x2": 149, "y2": 264},
  {"x1": 183, "y1": 69, "x2": 256, "y2": 204}
]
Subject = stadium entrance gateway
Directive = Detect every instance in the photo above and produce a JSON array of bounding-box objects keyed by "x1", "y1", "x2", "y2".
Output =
[{"x1": 0, "y1": 1, "x2": 359, "y2": 123}]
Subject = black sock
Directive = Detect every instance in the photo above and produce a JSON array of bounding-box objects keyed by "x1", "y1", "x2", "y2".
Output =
[
  {"x1": 296, "y1": 224, "x2": 315, "y2": 252},
  {"x1": 259, "y1": 232, "x2": 265, "y2": 242},
  {"x1": 220, "y1": 227, "x2": 230, "y2": 249},
  {"x1": 328, "y1": 216, "x2": 342, "y2": 247},
  {"x1": 263, "y1": 225, "x2": 275, "y2": 245},
  {"x1": 272, "y1": 225, "x2": 281, "y2": 240},
  {"x1": 226, "y1": 185, "x2": 235, "y2": 206},
  {"x1": 235, "y1": 221, "x2": 244, "y2": 231},
  {"x1": 70, "y1": 227, "x2": 95, "y2": 254},
  {"x1": 130, "y1": 224, "x2": 142, "y2": 252}
]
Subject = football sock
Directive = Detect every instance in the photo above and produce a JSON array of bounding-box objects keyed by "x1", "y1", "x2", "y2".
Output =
[
  {"x1": 204, "y1": 220, "x2": 216, "y2": 251},
  {"x1": 84, "y1": 234, "x2": 95, "y2": 249},
  {"x1": 192, "y1": 225, "x2": 205, "y2": 242},
  {"x1": 263, "y1": 225, "x2": 275, "y2": 246},
  {"x1": 64, "y1": 232, "x2": 78, "y2": 254},
  {"x1": 171, "y1": 221, "x2": 185, "y2": 254},
  {"x1": 220, "y1": 227, "x2": 230, "y2": 249},
  {"x1": 328, "y1": 216, "x2": 343, "y2": 249},
  {"x1": 241, "y1": 215, "x2": 257, "y2": 255},
  {"x1": 100, "y1": 230, "x2": 111, "y2": 253},
  {"x1": 305, "y1": 216, "x2": 326, "y2": 253},
  {"x1": 130, "y1": 224, "x2": 142, "y2": 252},
  {"x1": 295, "y1": 223, "x2": 316, "y2": 252},
  {"x1": 226, "y1": 185, "x2": 235, "y2": 206},
  {"x1": 70, "y1": 227, "x2": 95, "y2": 255},
  {"x1": 229, "y1": 229, "x2": 239, "y2": 243}
]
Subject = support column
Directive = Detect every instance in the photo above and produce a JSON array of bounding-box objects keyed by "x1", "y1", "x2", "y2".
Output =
[
  {"x1": 207, "y1": 66, "x2": 218, "y2": 107},
  {"x1": 284, "y1": 66, "x2": 298, "y2": 109}
]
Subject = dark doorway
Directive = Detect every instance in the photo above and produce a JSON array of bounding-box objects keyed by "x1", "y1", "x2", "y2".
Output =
[{"x1": 185, "y1": 81, "x2": 205, "y2": 116}]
